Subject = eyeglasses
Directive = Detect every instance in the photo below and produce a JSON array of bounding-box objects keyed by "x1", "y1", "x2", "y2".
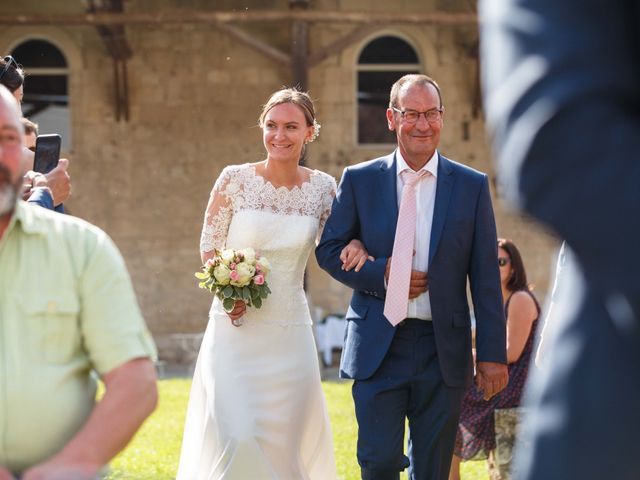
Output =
[
  {"x1": 0, "y1": 56, "x2": 17, "y2": 82},
  {"x1": 498, "y1": 257, "x2": 511, "y2": 267},
  {"x1": 392, "y1": 107, "x2": 443, "y2": 124}
]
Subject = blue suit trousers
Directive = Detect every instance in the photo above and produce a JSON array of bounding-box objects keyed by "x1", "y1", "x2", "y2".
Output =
[{"x1": 353, "y1": 320, "x2": 464, "y2": 480}]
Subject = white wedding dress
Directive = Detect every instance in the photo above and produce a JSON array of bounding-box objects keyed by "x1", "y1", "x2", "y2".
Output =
[{"x1": 176, "y1": 164, "x2": 338, "y2": 480}]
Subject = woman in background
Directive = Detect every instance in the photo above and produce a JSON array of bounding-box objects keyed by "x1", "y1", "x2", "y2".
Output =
[{"x1": 450, "y1": 238, "x2": 539, "y2": 480}]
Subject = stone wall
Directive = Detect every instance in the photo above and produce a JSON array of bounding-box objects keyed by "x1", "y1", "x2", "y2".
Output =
[{"x1": 0, "y1": 0, "x2": 557, "y2": 361}]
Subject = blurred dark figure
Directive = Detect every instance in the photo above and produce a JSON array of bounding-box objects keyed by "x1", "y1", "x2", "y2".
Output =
[{"x1": 479, "y1": 1, "x2": 640, "y2": 479}]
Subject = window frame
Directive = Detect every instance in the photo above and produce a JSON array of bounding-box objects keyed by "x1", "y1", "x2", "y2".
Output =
[
  {"x1": 9, "y1": 37, "x2": 72, "y2": 150},
  {"x1": 354, "y1": 32, "x2": 422, "y2": 148}
]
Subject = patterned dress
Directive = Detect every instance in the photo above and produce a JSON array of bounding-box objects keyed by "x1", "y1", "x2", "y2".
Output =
[{"x1": 454, "y1": 289, "x2": 540, "y2": 459}]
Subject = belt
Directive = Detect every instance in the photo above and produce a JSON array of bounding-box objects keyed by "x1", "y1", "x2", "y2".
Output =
[{"x1": 398, "y1": 317, "x2": 433, "y2": 327}]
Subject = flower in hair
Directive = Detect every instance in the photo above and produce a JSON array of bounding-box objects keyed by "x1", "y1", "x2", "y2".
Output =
[{"x1": 308, "y1": 119, "x2": 321, "y2": 143}]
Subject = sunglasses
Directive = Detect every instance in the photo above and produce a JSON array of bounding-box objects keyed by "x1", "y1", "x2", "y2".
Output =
[
  {"x1": 498, "y1": 257, "x2": 511, "y2": 267},
  {"x1": 0, "y1": 55, "x2": 17, "y2": 81}
]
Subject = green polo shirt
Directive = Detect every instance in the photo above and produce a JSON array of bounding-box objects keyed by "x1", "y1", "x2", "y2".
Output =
[{"x1": 0, "y1": 201, "x2": 156, "y2": 473}]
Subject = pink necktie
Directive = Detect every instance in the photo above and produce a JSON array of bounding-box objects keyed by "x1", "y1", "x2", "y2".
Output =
[{"x1": 384, "y1": 169, "x2": 429, "y2": 326}]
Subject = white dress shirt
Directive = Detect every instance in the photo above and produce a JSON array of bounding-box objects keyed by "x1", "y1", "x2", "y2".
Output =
[{"x1": 395, "y1": 149, "x2": 438, "y2": 320}]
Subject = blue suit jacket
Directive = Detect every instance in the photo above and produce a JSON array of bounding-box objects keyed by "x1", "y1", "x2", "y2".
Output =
[{"x1": 316, "y1": 152, "x2": 506, "y2": 387}]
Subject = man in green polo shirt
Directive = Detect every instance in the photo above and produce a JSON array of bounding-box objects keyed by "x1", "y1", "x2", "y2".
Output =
[{"x1": 0, "y1": 85, "x2": 158, "y2": 479}]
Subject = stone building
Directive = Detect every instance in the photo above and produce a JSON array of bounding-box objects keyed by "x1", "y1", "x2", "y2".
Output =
[{"x1": 0, "y1": 1, "x2": 556, "y2": 360}]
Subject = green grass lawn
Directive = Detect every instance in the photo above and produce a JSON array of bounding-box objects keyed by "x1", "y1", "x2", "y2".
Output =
[{"x1": 107, "y1": 379, "x2": 489, "y2": 480}]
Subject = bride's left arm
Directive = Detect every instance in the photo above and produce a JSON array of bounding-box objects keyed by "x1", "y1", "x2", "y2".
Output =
[
  {"x1": 316, "y1": 176, "x2": 336, "y2": 246},
  {"x1": 200, "y1": 168, "x2": 233, "y2": 264}
]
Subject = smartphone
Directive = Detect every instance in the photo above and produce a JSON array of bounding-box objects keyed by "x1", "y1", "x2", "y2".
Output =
[{"x1": 33, "y1": 134, "x2": 62, "y2": 174}]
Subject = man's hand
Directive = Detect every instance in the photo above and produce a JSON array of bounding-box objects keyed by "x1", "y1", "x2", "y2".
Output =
[
  {"x1": 0, "y1": 466, "x2": 16, "y2": 480},
  {"x1": 22, "y1": 159, "x2": 71, "y2": 206},
  {"x1": 475, "y1": 361, "x2": 508, "y2": 400},
  {"x1": 22, "y1": 171, "x2": 51, "y2": 200},
  {"x1": 22, "y1": 461, "x2": 99, "y2": 480},
  {"x1": 408, "y1": 270, "x2": 428, "y2": 298},
  {"x1": 385, "y1": 258, "x2": 429, "y2": 299},
  {"x1": 340, "y1": 239, "x2": 374, "y2": 272},
  {"x1": 44, "y1": 159, "x2": 71, "y2": 206},
  {"x1": 227, "y1": 300, "x2": 246, "y2": 325}
]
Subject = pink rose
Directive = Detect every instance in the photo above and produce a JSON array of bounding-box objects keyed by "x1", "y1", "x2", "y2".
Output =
[
  {"x1": 230, "y1": 270, "x2": 239, "y2": 281},
  {"x1": 205, "y1": 258, "x2": 216, "y2": 268},
  {"x1": 256, "y1": 257, "x2": 271, "y2": 275},
  {"x1": 254, "y1": 274, "x2": 265, "y2": 285},
  {"x1": 230, "y1": 262, "x2": 236, "y2": 269}
]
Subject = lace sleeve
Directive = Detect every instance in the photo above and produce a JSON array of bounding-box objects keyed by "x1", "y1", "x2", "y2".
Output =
[
  {"x1": 200, "y1": 168, "x2": 233, "y2": 261},
  {"x1": 316, "y1": 174, "x2": 337, "y2": 244}
]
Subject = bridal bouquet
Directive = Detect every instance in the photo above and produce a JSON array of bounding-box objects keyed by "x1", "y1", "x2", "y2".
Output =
[{"x1": 195, "y1": 247, "x2": 272, "y2": 312}]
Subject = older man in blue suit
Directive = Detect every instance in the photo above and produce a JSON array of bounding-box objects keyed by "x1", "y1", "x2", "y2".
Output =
[
  {"x1": 316, "y1": 74, "x2": 508, "y2": 480},
  {"x1": 480, "y1": 1, "x2": 640, "y2": 479}
]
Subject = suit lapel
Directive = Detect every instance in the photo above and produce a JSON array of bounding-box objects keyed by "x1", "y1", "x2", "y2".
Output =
[
  {"x1": 378, "y1": 152, "x2": 399, "y2": 249},
  {"x1": 429, "y1": 154, "x2": 455, "y2": 266}
]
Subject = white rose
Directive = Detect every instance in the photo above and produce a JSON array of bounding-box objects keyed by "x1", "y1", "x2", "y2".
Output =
[
  {"x1": 213, "y1": 264, "x2": 231, "y2": 285},
  {"x1": 231, "y1": 262, "x2": 255, "y2": 287},
  {"x1": 220, "y1": 248, "x2": 235, "y2": 266},
  {"x1": 240, "y1": 247, "x2": 256, "y2": 265},
  {"x1": 256, "y1": 257, "x2": 271, "y2": 275}
]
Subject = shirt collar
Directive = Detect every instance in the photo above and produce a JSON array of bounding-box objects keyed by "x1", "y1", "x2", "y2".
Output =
[
  {"x1": 395, "y1": 149, "x2": 439, "y2": 179},
  {"x1": 9, "y1": 201, "x2": 48, "y2": 235}
]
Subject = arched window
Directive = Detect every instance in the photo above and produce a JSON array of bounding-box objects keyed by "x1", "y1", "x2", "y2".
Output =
[
  {"x1": 11, "y1": 39, "x2": 71, "y2": 149},
  {"x1": 357, "y1": 35, "x2": 420, "y2": 145}
]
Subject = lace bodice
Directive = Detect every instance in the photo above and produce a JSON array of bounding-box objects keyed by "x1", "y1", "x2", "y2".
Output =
[
  {"x1": 200, "y1": 164, "x2": 336, "y2": 325},
  {"x1": 200, "y1": 164, "x2": 336, "y2": 253}
]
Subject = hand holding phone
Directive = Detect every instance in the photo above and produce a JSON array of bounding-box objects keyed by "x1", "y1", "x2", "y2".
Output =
[
  {"x1": 44, "y1": 158, "x2": 71, "y2": 206},
  {"x1": 33, "y1": 134, "x2": 62, "y2": 174}
]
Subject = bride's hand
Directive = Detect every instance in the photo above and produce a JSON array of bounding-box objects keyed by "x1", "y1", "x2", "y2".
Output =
[
  {"x1": 340, "y1": 239, "x2": 374, "y2": 272},
  {"x1": 227, "y1": 300, "x2": 246, "y2": 326}
]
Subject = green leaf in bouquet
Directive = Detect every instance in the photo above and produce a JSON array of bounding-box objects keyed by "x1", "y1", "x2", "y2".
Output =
[
  {"x1": 242, "y1": 288, "x2": 251, "y2": 302},
  {"x1": 222, "y1": 285, "x2": 234, "y2": 298},
  {"x1": 198, "y1": 281, "x2": 207, "y2": 289},
  {"x1": 259, "y1": 286, "x2": 269, "y2": 299},
  {"x1": 233, "y1": 286, "x2": 242, "y2": 298},
  {"x1": 222, "y1": 297, "x2": 235, "y2": 312},
  {"x1": 253, "y1": 296, "x2": 263, "y2": 309},
  {"x1": 195, "y1": 271, "x2": 208, "y2": 280}
]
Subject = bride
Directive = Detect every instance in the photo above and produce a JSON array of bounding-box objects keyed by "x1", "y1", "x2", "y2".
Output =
[{"x1": 177, "y1": 88, "x2": 345, "y2": 479}]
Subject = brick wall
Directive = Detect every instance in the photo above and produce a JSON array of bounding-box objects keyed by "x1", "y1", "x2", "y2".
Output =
[{"x1": 0, "y1": 0, "x2": 557, "y2": 360}]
